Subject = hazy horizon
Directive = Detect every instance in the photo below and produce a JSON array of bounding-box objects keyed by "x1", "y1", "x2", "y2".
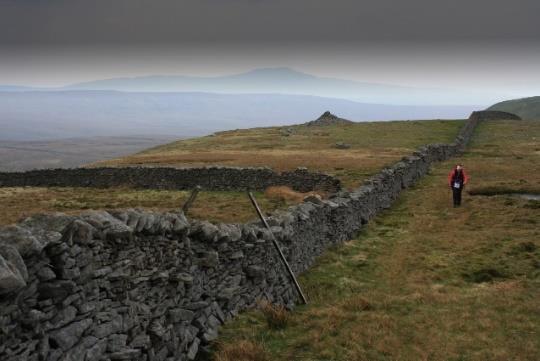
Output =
[
  {"x1": 2, "y1": 44, "x2": 539, "y2": 98},
  {"x1": 1, "y1": 0, "x2": 539, "y2": 105},
  {"x1": 0, "y1": 0, "x2": 537, "y2": 147}
]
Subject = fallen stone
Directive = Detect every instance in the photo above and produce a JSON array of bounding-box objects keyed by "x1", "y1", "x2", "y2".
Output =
[{"x1": 333, "y1": 142, "x2": 351, "y2": 149}]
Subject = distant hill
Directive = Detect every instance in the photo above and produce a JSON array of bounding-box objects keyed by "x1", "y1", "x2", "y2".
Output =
[
  {"x1": 65, "y1": 67, "x2": 501, "y2": 106},
  {"x1": 0, "y1": 90, "x2": 477, "y2": 141},
  {"x1": 487, "y1": 96, "x2": 540, "y2": 120},
  {"x1": 0, "y1": 85, "x2": 40, "y2": 92}
]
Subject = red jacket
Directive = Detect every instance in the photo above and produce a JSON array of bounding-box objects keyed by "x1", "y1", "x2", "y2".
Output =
[{"x1": 448, "y1": 167, "x2": 469, "y2": 187}]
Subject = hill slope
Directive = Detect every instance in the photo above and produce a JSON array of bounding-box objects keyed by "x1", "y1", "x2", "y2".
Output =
[
  {"x1": 1, "y1": 119, "x2": 463, "y2": 225},
  {"x1": 95, "y1": 119, "x2": 464, "y2": 188},
  {"x1": 487, "y1": 96, "x2": 540, "y2": 119},
  {"x1": 0, "y1": 91, "x2": 476, "y2": 141}
]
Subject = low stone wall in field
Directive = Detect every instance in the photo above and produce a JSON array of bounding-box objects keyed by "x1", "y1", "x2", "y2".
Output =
[
  {"x1": 0, "y1": 117, "x2": 482, "y2": 361},
  {"x1": 468, "y1": 110, "x2": 521, "y2": 121},
  {"x1": 0, "y1": 166, "x2": 341, "y2": 193}
]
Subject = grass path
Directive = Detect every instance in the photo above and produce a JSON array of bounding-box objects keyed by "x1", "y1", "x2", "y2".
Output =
[{"x1": 215, "y1": 120, "x2": 540, "y2": 361}]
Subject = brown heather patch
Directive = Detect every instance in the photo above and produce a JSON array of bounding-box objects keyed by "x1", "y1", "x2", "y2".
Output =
[
  {"x1": 264, "y1": 186, "x2": 327, "y2": 204},
  {"x1": 213, "y1": 340, "x2": 270, "y2": 361},
  {"x1": 257, "y1": 300, "x2": 291, "y2": 330}
]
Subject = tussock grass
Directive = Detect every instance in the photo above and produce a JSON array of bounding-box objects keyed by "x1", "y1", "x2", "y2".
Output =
[
  {"x1": 257, "y1": 300, "x2": 291, "y2": 330},
  {"x1": 215, "y1": 120, "x2": 540, "y2": 360},
  {"x1": 264, "y1": 186, "x2": 326, "y2": 204},
  {"x1": 214, "y1": 340, "x2": 270, "y2": 361}
]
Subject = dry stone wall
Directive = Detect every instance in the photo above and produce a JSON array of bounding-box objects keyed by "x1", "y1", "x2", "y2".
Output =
[
  {"x1": 468, "y1": 110, "x2": 521, "y2": 121},
  {"x1": 0, "y1": 167, "x2": 341, "y2": 193},
  {"x1": 0, "y1": 117, "x2": 481, "y2": 361}
]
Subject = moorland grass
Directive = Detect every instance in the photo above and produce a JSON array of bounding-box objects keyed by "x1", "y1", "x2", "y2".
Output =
[
  {"x1": 93, "y1": 120, "x2": 464, "y2": 188},
  {"x1": 0, "y1": 187, "x2": 297, "y2": 226},
  {"x1": 213, "y1": 120, "x2": 540, "y2": 361},
  {"x1": 2, "y1": 120, "x2": 462, "y2": 225}
]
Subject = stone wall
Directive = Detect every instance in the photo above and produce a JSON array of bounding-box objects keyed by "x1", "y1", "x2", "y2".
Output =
[
  {"x1": 0, "y1": 118, "x2": 481, "y2": 361},
  {"x1": 0, "y1": 167, "x2": 341, "y2": 193},
  {"x1": 468, "y1": 110, "x2": 521, "y2": 121}
]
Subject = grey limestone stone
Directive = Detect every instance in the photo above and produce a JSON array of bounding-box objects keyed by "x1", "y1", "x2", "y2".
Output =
[{"x1": 49, "y1": 318, "x2": 92, "y2": 351}]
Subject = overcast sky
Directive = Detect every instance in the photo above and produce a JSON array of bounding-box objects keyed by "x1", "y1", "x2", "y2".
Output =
[{"x1": 1, "y1": 0, "x2": 539, "y2": 97}]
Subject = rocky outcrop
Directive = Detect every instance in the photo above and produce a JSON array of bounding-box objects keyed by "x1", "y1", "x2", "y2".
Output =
[
  {"x1": 469, "y1": 110, "x2": 521, "y2": 121},
  {"x1": 304, "y1": 111, "x2": 354, "y2": 126},
  {"x1": 0, "y1": 166, "x2": 341, "y2": 193},
  {"x1": 0, "y1": 117, "x2": 483, "y2": 360}
]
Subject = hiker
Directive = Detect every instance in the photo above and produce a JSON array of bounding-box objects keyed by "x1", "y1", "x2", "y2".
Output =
[{"x1": 448, "y1": 164, "x2": 469, "y2": 207}]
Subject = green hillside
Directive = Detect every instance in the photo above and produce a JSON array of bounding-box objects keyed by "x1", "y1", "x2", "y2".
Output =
[
  {"x1": 214, "y1": 120, "x2": 540, "y2": 361},
  {"x1": 487, "y1": 96, "x2": 540, "y2": 119}
]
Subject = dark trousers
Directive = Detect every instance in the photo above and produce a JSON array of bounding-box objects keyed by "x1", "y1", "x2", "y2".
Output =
[{"x1": 452, "y1": 187, "x2": 463, "y2": 206}]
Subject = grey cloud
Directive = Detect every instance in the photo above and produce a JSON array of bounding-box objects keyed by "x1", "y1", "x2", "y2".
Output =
[{"x1": 0, "y1": 0, "x2": 539, "y2": 46}]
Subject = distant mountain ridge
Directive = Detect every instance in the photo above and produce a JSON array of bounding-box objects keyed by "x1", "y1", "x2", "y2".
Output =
[
  {"x1": 64, "y1": 67, "x2": 500, "y2": 106},
  {"x1": 487, "y1": 96, "x2": 540, "y2": 120}
]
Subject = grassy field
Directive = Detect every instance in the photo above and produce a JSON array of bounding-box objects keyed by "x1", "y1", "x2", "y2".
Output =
[
  {"x1": 2, "y1": 120, "x2": 462, "y2": 226},
  {"x1": 93, "y1": 120, "x2": 464, "y2": 188},
  {"x1": 214, "y1": 120, "x2": 540, "y2": 361},
  {"x1": 0, "y1": 187, "x2": 304, "y2": 226}
]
